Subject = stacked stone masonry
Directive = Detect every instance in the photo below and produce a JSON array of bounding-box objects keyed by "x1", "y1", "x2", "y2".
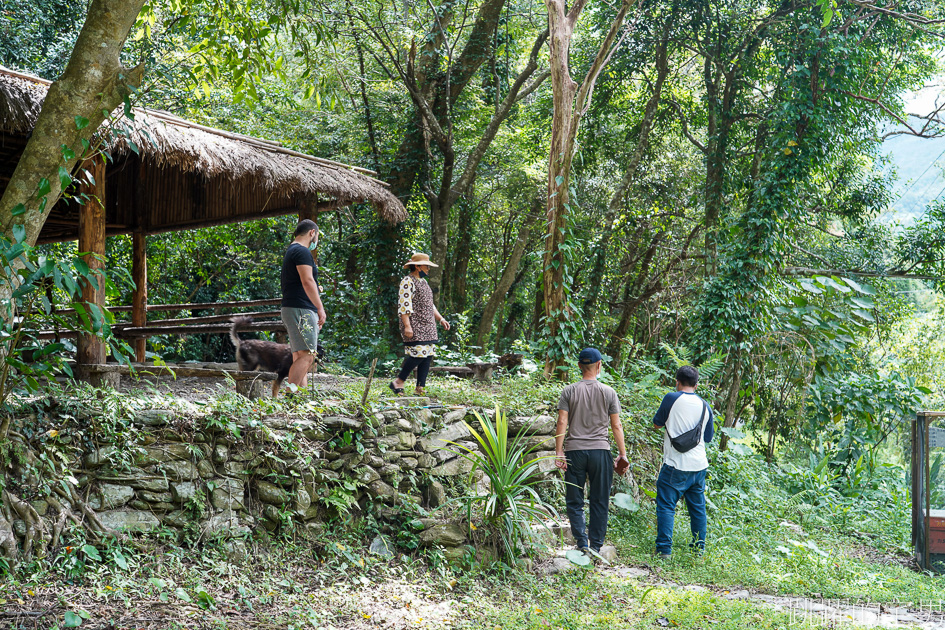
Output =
[{"x1": 10, "y1": 405, "x2": 559, "y2": 550}]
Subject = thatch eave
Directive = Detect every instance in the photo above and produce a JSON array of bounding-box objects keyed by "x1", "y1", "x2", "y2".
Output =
[{"x1": 0, "y1": 65, "x2": 406, "y2": 225}]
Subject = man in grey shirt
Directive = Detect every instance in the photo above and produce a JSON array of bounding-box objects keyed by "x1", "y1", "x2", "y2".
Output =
[{"x1": 555, "y1": 348, "x2": 629, "y2": 555}]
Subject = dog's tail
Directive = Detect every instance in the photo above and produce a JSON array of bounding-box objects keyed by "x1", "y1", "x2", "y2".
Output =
[{"x1": 229, "y1": 316, "x2": 254, "y2": 351}]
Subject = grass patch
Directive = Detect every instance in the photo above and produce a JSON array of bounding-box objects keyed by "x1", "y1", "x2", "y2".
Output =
[
  {"x1": 460, "y1": 570, "x2": 868, "y2": 630},
  {"x1": 604, "y1": 452, "x2": 945, "y2": 607}
]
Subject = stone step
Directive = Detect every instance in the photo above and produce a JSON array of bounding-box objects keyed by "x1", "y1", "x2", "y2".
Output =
[{"x1": 531, "y1": 519, "x2": 573, "y2": 545}]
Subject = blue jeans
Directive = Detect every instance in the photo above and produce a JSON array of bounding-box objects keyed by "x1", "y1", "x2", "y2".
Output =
[
  {"x1": 564, "y1": 450, "x2": 614, "y2": 551},
  {"x1": 655, "y1": 464, "x2": 707, "y2": 555}
]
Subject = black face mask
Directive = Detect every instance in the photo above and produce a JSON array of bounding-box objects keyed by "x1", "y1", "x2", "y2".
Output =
[{"x1": 419, "y1": 271, "x2": 428, "y2": 279}]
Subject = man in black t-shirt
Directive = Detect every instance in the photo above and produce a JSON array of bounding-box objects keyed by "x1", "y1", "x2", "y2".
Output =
[{"x1": 280, "y1": 219, "x2": 327, "y2": 392}]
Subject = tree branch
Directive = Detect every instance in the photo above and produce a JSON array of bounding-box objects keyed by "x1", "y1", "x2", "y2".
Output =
[
  {"x1": 842, "y1": 89, "x2": 945, "y2": 139},
  {"x1": 449, "y1": 30, "x2": 549, "y2": 201},
  {"x1": 574, "y1": 0, "x2": 637, "y2": 117},
  {"x1": 668, "y1": 100, "x2": 707, "y2": 152},
  {"x1": 782, "y1": 266, "x2": 941, "y2": 281}
]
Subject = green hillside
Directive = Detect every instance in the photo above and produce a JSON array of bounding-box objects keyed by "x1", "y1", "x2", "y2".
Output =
[{"x1": 883, "y1": 126, "x2": 945, "y2": 223}]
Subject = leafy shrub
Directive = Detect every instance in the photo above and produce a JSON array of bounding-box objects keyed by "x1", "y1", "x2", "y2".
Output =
[
  {"x1": 806, "y1": 370, "x2": 928, "y2": 470},
  {"x1": 450, "y1": 406, "x2": 557, "y2": 563},
  {"x1": 0, "y1": 234, "x2": 132, "y2": 423}
]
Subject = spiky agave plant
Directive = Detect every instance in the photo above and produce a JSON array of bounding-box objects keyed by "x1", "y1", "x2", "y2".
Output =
[{"x1": 448, "y1": 406, "x2": 557, "y2": 563}]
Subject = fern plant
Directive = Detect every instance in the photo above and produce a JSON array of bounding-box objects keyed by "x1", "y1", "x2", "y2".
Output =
[
  {"x1": 659, "y1": 343, "x2": 727, "y2": 384},
  {"x1": 448, "y1": 406, "x2": 557, "y2": 563}
]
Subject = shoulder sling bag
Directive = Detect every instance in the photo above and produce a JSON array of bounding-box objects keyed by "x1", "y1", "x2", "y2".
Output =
[{"x1": 669, "y1": 399, "x2": 708, "y2": 454}]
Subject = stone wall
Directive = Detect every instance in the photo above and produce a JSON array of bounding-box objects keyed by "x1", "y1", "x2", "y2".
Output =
[{"x1": 7, "y1": 402, "x2": 559, "y2": 552}]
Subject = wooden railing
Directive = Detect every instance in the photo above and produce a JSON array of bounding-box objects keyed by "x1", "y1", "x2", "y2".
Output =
[{"x1": 37, "y1": 299, "x2": 284, "y2": 340}]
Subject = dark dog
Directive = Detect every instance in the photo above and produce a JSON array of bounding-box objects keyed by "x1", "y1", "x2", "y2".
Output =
[
  {"x1": 229, "y1": 316, "x2": 326, "y2": 396},
  {"x1": 229, "y1": 316, "x2": 294, "y2": 397}
]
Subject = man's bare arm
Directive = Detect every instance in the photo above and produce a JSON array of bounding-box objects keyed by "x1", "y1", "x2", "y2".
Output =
[
  {"x1": 610, "y1": 413, "x2": 627, "y2": 459},
  {"x1": 555, "y1": 410, "x2": 568, "y2": 470},
  {"x1": 297, "y1": 265, "x2": 326, "y2": 326}
]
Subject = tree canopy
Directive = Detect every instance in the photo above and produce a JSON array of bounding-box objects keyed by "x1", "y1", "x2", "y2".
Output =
[{"x1": 3, "y1": 0, "x2": 945, "y2": 462}]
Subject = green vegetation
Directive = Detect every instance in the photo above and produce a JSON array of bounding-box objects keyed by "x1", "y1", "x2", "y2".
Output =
[
  {"x1": 2, "y1": 0, "x2": 945, "y2": 626},
  {"x1": 0, "y1": 375, "x2": 940, "y2": 628}
]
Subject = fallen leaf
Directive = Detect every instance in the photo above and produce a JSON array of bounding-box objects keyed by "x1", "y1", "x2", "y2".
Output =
[{"x1": 565, "y1": 549, "x2": 591, "y2": 566}]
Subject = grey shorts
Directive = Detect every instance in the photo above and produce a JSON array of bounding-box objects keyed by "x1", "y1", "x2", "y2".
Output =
[{"x1": 281, "y1": 307, "x2": 319, "y2": 353}]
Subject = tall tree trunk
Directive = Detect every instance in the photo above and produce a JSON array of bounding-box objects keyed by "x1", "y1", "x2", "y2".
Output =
[
  {"x1": 497, "y1": 267, "x2": 530, "y2": 353},
  {"x1": 701, "y1": 28, "x2": 768, "y2": 275},
  {"x1": 0, "y1": 0, "x2": 146, "y2": 245},
  {"x1": 542, "y1": 0, "x2": 634, "y2": 376},
  {"x1": 606, "y1": 237, "x2": 659, "y2": 359},
  {"x1": 447, "y1": 198, "x2": 475, "y2": 312},
  {"x1": 348, "y1": 8, "x2": 381, "y2": 173},
  {"x1": 360, "y1": 0, "x2": 511, "y2": 301},
  {"x1": 426, "y1": 181, "x2": 453, "y2": 303},
  {"x1": 475, "y1": 202, "x2": 541, "y2": 353},
  {"x1": 718, "y1": 354, "x2": 742, "y2": 452},
  {"x1": 421, "y1": 31, "x2": 549, "y2": 301},
  {"x1": 531, "y1": 275, "x2": 546, "y2": 340}
]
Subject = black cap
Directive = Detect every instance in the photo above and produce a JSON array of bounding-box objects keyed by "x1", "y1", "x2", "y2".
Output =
[{"x1": 578, "y1": 347, "x2": 603, "y2": 364}]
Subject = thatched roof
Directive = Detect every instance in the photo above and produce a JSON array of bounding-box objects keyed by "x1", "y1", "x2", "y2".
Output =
[
  {"x1": 0, "y1": 70, "x2": 44, "y2": 133},
  {"x1": 0, "y1": 66, "x2": 406, "y2": 230}
]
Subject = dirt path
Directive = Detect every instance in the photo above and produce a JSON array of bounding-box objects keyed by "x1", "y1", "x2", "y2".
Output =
[{"x1": 116, "y1": 362, "x2": 364, "y2": 403}]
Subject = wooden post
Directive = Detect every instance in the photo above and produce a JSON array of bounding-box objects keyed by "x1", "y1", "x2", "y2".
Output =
[
  {"x1": 298, "y1": 195, "x2": 318, "y2": 222},
  {"x1": 76, "y1": 157, "x2": 112, "y2": 386},
  {"x1": 298, "y1": 195, "x2": 321, "y2": 304},
  {"x1": 132, "y1": 231, "x2": 147, "y2": 362}
]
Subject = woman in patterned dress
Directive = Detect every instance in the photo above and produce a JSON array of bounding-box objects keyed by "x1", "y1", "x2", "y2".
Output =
[{"x1": 389, "y1": 253, "x2": 451, "y2": 396}]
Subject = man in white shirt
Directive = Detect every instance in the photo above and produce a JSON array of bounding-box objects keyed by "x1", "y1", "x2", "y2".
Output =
[{"x1": 651, "y1": 365, "x2": 714, "y2": 559}]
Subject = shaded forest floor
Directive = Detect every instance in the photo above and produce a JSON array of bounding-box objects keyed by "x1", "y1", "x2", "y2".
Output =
[
  {"x1": 1, "y1": 369, "x2": 943, "y2": 629},
  {"x1": 1, "y1": 519, "x2": 942, "y2": 630}
]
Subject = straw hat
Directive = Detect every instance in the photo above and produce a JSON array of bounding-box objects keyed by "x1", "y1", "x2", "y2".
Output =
[{"x1": 403, "y1": 253, "x2": 439, "y2": 269}]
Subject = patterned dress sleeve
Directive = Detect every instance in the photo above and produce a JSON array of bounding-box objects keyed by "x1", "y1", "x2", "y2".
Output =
[{"x1": 398, "y1": 277, "x2": 414, "y2": 316}]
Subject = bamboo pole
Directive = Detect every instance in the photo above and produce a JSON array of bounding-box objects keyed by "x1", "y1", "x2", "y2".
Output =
[
  {"x1": 75, "y1": 363, "x2": 278, "y2": 380},
  {"x1": 36, "y1": 206, "x2": 306, "y2": 244},
  {"x1": 36, "y1": 319, "x2": 286, "y2": 340},
  {"x1": 55, "y1": 298, "x2": 281, "y2": 315},
  {"x1": 360, "y1": 357, "x2": 379, "y2": 411},
  {"x1": 0, "y1": 64, "x2": 52, "y2": 85},
  {"x1": 115, "y1": 320, "x2": 286, "y2": 338}
]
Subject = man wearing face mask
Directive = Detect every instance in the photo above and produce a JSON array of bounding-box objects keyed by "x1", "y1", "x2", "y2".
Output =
[
  {"x1": 389, "y1": 253, "x2": 450, "y2": 396},
  {"x1": 280, "y1": 219, "x2": 326, "y2": 392},
  {"x1": 554, "y1": 348, "x2": 629, "y2": 559}
]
